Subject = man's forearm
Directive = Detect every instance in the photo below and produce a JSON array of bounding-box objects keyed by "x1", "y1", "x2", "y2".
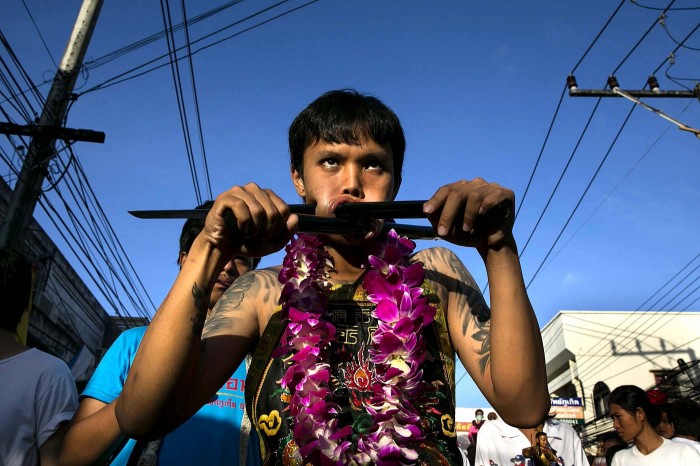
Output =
[
  {"x1": 60, "y1": 402, "x2": 123, "y2": 466},
  {"x1": 482, "y1": 240, "x2": 549, "y2": 426},
  {"x1": 116, "y1": 236, "x2": 228, "y2": 438}
]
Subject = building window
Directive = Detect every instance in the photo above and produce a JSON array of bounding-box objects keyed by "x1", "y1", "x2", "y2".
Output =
[{"x1": 593, "y1": 382, "x2": 610, "y2": 418}]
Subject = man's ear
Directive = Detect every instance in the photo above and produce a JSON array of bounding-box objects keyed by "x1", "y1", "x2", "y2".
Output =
[
  {"x1": 291, "y1": 166, "x2": 306, "y2": 199},
  {"x1": 636, "y1": 407, "x2": 646, "y2": 423},
  {"x1": 178, "y1": 251, "x2": 188, "y2": 268}
]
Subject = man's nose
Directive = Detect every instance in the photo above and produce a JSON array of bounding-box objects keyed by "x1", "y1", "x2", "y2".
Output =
[
  {"x1": 223, "y1": 259, "x2": 240, "y2": 278},
  {"x1": 341, "y1": 164, "x2": 363, "y2": 198}
]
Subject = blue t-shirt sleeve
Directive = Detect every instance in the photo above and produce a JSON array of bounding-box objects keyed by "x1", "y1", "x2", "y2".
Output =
[{"x1": 81, "y1": 327, "x2": 147, "y2": 404}]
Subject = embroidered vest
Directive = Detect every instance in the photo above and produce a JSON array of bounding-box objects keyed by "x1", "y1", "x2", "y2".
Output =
[{"x1": 245, "y1": 279, "x2": 460, "y2": 465}]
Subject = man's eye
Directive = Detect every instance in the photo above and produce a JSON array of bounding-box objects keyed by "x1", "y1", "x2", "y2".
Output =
[
  {"x1": 365, "y1": 161, "x2": 382, "y2": 170},
  {"x1": 321, "y1": 159, "x2": 338, "y2": 168}
]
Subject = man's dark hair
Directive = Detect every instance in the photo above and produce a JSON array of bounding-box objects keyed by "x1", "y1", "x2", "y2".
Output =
[
  {"x1": 669, "y1": 398, "x2": 700, "y2": 439},
  {"x1": 178, "y1": 200, "x2": 260, "y2": 268},
  {"x1": 0, "y1": 249, "x2": 33, "y2": 332},
  {"x1": 289, "y1": 89, "x2": 405, "y2": 186},
  {"x1": 609, "y1": 385, "x2": 661, "y2": 427},
  {"x1": 535, "y1": 432, "x2": 547, "y2": 439},
  {"x1": 178, "y1": 201, "x2": 214, "y2": 262}
]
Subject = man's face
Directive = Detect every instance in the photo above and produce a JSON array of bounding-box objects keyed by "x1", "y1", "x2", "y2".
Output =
[
  {"x1": 537, "y1": 434, "x2": 548, "y2": 448},
  {"x1": 292, "y1": 138, "x2": 397, "y2": 209},
  {"x1": 210, "y1": 255, "x2": 253, "y2": 308}
]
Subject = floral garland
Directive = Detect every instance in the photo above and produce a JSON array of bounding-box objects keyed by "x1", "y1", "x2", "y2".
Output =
[{"x1": 275, "y1": 231, "x2": 437, "y2": 465}]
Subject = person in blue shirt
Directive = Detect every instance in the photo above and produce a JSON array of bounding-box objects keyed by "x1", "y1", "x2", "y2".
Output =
[{"x1": 59, "y1": 201, "x2": 261, "y2": 465}]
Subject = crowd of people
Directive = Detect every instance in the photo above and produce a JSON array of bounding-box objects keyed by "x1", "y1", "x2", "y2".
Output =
[{"x1": 1, "y1": 90, "x2": 699, "y2": 465}]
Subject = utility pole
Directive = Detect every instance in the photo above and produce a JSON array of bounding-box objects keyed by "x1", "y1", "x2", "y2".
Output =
[
  {"x1": 566, "y1": 75, "x2": 700, "y2": 138},
  {"x1": 0, "y1": 0, "x2": 104, "y2": 250}
]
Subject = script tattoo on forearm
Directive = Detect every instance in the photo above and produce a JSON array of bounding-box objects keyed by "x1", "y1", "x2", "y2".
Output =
[
  {"x1": 420, "y1": 247, "x2": 492, "y2": 375},
  {"x1": 202, "y1": 273, "x2": 255, "y2": 337},
  {"x1": 191, "y1": 283, "x2": 211, "y2": 336}
]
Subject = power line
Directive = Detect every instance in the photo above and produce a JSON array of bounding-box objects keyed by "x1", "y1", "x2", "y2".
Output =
[
  {"x1": 160, "y1": 0, "x2": 202, "y2": 204},
  {"x1": 571, "y1": 0, "x2": 628, "y2": 74},
  {"x1": 651, "y1": 19, "x2": 700, "y2": 75},
  {"x1": 573, "y1": 266, "x2": 700, "y2": 382},
  {"x1": 630, "y1": 0, "x2": 700, "y2": 11},
  {"x1": 525, "y1": 104, "x2": 637, "y2": 289},
  {"x1": 548, "y1": 15, "x2": 700, "y2": 382},
  {"x1": 77, "y1": 0, "x2": 320, "y2": 96},
  {"x1": 522, "y1": 0, "x2": 685, "y2": 288},
  {"x1": 538, "y1": 101, "x2": 694, "y2": 274},
  {"x1": 482, "y1": 0, "x2": 628, "y2": 295},
  {"x1": 180, "y1": 0, "x2": 213, "y2": 200},
  {"x1": 0, "y1": 0, "x2": 248, "y2": 107},
  {"x1": 660, "y1": 15, "x2": 700, "y2": 51},
  {"x1": 20, "y1": 0, "x2": 58, "y2": 68}
]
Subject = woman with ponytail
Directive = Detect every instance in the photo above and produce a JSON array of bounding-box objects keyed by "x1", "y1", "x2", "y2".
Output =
[{"x1": 609, "y1": 385, "x2": 700, "y2": 465}]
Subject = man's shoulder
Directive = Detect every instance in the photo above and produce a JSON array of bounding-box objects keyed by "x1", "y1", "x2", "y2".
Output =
[
  {"x1": 109, "y1": 326, "x2": 147, "y2": 350},
  {"x1": 4, "y1": 349, "x2": 74, "y2": 394},
  {"x1": 546, "y1": 418, "x2": 578, "y2": 435},
  {"x1": 665, "y1": 438, "x2": 700, "y2": 457},
  {"x1": 412, "y1": 246, "x2": 458, "y2": 267},
  {"x1": 478, "y1": 419, "x2": 515, "y2": 437},
  {"x1": 20, "y1": 348, "x2": 71, "y2": 374},
  {"x1": 121, "y1": 326, "x2": 148, "y2": 339}
]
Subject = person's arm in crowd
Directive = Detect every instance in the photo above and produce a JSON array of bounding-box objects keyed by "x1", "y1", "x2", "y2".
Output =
[
  {"x1": 59, "y1": 399, "x2": 124, "y2": 466},
  {"x1": 116, "y1": 184, "x2": 296, "y2": 438},
  {"x1": 38, "y1": 423, "x2": 69, "y2": 466}
]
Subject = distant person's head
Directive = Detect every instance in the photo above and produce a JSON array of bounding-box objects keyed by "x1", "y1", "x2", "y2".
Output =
[
  {"x1": 474, "y1": 409, "x2": 484, "y2": 423},
  {"x1": 0, "y1": 249, "x2": 33, "y2": 333},
  {"x1": 178, "y1": 201, "x2": 260, "y2": 310},
  {"x1": 656, "y1": 403, "x2": 675, "y2": 439},
  {"x1": 609, "y1": 385, "x2": 661, "y2": 444},
  {"x1": 288, "y1": 89, "x2": 406, "y2": 202},
  {"x1": 488, "y1": 411, "x2": 498, "y2": 421},
  {"x1": 669, "y1": 398, "x2": 700, "y2": 440}
]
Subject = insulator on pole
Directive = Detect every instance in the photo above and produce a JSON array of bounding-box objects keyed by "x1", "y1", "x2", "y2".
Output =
[
  {"x1": 647, "y1": 76, "x2": 660, "y2": 93},
  {"x1": 607, "y1": 76, "x2": 620, "y2": 90},
  {"x1": 566, "y1": 75, "x2": 578, "y2": 91}
]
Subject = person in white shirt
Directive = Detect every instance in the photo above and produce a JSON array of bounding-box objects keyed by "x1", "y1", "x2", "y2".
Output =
[
  {"x1": 609, "y1": 385, "x2": 700, "y2": 466},
  {"x1": 669, "y1": 398, "x2": 700, "y2": 456},
  {"x1": 0, "y1": 249, "x2": 78, "y2": 466},
  {"x1": 474, "y1": 416, "x2": 587, "y2": 466}
]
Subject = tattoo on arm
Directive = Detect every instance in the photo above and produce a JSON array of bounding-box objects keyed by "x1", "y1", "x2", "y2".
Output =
[
  {"x1": 471, "y1": 306, "x2": 491, "y2": 375},
  {"x1": 418, "y1": 247, "x2": 492, "y2": 375},
  {"x1": 190, "y1": 283, "x2": 211, "y2": 336},
  {"x1": 202, "y1": 273, "x2": 256, "y2": 337}
]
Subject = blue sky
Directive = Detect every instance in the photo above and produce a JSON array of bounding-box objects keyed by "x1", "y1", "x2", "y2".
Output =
[{"x1": 2, "y1": 0, "x2": 699, "y2": 408}]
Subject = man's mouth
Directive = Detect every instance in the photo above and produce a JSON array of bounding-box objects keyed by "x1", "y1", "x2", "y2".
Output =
[
  {"x1": 328, "y1": 196, "x2": 359, "y2": 215},
  {"x1": 216, "y1": 275, "x2": 233, "y2": 288}
]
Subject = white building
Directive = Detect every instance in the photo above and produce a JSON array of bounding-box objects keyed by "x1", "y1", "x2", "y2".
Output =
[{"x1": 541, "y1": 310, "x2": 700, "y2": 448}]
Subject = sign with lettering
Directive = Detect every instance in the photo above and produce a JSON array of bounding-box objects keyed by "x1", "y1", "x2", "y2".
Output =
[{"x1": 550, "y1": 397, "x2": 585, "y2": 425}]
